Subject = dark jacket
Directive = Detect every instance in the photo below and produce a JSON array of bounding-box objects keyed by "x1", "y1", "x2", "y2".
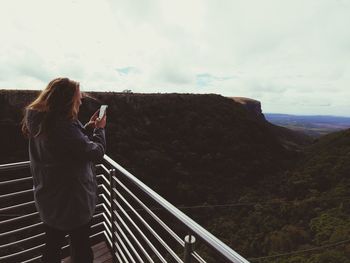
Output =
[{"x1": 25, "y1": 109, "x2": 106, "y2": 230}]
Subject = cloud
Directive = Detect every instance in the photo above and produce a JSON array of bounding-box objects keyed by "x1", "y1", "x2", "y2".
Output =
[
  {"x1": 196, "y1": 73, "x2": 235, "y2": 88},
  {"x1": 0, "y1": 0, "x2": 349, "y2": 115},
  {"x1": 116, "y1": 67, "x2": 140, "y2": 76}
]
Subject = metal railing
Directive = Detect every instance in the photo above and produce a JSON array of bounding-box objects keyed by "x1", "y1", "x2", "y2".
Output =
[
  {"x1": 0, "y1": 156, "x2": 249, "y2": 263},
  {"x1": 0, "y1": 161, "x2": 109, "y2": 262}
]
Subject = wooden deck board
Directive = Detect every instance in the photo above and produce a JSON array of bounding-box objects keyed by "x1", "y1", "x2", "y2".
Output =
[{"x1": 63, "y1": 241, "x2": 112, "y2": 263}]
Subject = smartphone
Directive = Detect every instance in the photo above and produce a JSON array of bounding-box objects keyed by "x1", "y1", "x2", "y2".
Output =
[{"x1": 98, "y1": 105, "x2": 108, "y2": 119}]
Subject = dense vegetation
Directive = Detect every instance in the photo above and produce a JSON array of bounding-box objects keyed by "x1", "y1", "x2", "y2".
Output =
[
  {"x1": 0, "y1": 90, "x2": 349, "y2": 262},
  {"x1": 199, "y1": 129, "x2": 350, "y2": 262}
]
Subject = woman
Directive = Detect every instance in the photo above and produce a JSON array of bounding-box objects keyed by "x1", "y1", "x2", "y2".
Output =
[{"x1": 22, "y1": 77, "x2": 106, "y2": 263}]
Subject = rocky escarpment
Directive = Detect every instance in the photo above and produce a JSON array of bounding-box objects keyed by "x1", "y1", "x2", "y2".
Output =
[
  {"x1": 230, "y1": 97, "x2": 312, "y2": 149},
  {"x1": 230, "y1": 97, "x2": 265, "y2": 120}
]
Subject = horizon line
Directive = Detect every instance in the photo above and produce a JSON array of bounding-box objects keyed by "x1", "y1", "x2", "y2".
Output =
[{"x1": 265, "y1": 112, "x2": 350, "y2": 118}]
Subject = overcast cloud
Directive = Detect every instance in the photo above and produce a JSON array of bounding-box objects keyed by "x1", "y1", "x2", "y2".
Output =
[{"x1": 0, "y1": 0, "x2": 349, "y2": 115}]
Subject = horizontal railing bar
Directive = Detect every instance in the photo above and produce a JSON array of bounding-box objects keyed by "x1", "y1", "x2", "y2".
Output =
[
  {"x1": 0, "y1": 161, "x2": 30, "y2": 172},
  {"x1": 93, "y1": 212, "x2": 104, "y2": 220},
  {"x1": 103, "y1": 221, "x2": 112, "y2": 239},
  {"x1": 103, "y1": 230, "x2": 112, "y2": 250},
  {"x1": 104, "y1": 155, "x2": 249, "y2": 263},
  {"x1": 0, "y1": 203, "x2": 102, "y2": 218},
  {"x1": 88, "y1": 231, "x2": 107, "y2": 251},
  {"x1": 0, "y1": 213, "x2": 104, "y2": 256},
  {"x1": 17, "y1": 231, "x2": 105, "y2": 263},
  {"x1": 0, "y1": 200, "x2": 35, "y2": 213},
  {"x1": 192, "y1": 251, "x2": 207, "y2": 263},
  {"x1": 99, "y1": 193, "x2": 111, "y2": 208},
  {"x1": 114, "y1": 238, "x2": 131, "y2": 263},
  {"x1": 94, "y1": 203, "x2": 105, "y2": 220},
  {"x1": 0, "y1": 211, "x2": 38, "y2": 225},
  {"x1": 101, "y1": 202, "x2": 112, "y2": 219},
  {"x1": 90, "y1": 230, "x2": 106, "y2": 240},
  {"x1": 0, "y1": 222, "x2": 42, "y2": 239},
  {"x1": 0, "y1": 232, "x2": 44, "y2": 250},
  {"x1": 113, "y1": 211, "x2": 154, "y2": 262},
  {"x1": 114, "y1": 220, "x2": 146, "y2": 263},
  {"x1": 0, "y1": 188, "x2": 33, "y2": 199},
  {"x1": 0, "y1": 212, "x2": 103, "y2": 243},
  {"x1": 0, "y1": 243, "x2": 45, "y2": 261},
  {"x1": 113, "y1": 188, "x2": 183, "y2": 263},
  {"x1": 116, "y1": 235, "x2": 138, "y2": 263},
  {"x1": 0, "y1": 176, "x2": 32, "y2": 186},
  {"x1": 113, "y1": 174, "x2": 185, "y2": 247},
  {"x1": 91, "y1": 220, "x2": 105, "y2": 233},
  {"x1": 98, "y1": 183, "x2": 111, "y2": 198},
  {"x1": 20, "y1": 255, "x2": 42, "y2": 263},
  {"x1": 96, "y1": 163, "x2": 112, "y2": 176},
  {"x1": 114, "y1": 199, "x2": 166, "y2": 263},
  {"x1": 114, "y1": 250, "x2": 124, "y2": 263},
  {"x1": 102, "y1": 211, "x2": 111, "y2": 229},
  {"x1": 97, "y1": 173, "x2": 110, "y2": 186},
  {"x1": 95, "y1": 199, "x2": 111, "y2": 220}
]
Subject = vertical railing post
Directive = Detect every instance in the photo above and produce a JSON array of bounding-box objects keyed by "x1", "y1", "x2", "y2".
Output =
[
  {"x1": 110, "y1": 168, "x2": 117, "y2": 263},
  {"x1": 184, "y1": 234, "x2": 196, "y2": 263}
]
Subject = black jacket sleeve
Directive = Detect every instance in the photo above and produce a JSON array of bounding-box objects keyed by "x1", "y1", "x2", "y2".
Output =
[
  {"x1": 55, "y1": 120, "x2": 106, "y2": 162},
  {"x1": 83, "y1": 122, "x2": 95, "y2": 138}
]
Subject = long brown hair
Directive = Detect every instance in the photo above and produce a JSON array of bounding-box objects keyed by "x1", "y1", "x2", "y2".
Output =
[{"x1": 22, "y1": 77, "x2": 81, "y2": 137}]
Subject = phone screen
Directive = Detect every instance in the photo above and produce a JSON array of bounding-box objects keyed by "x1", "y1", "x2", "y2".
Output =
[{"x1": 99, "y1": 105, "x2": 108, "y2": 119}]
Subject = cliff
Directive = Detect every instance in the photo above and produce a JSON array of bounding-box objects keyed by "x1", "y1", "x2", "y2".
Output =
[{"x1": 230, "y1": 97, "x2": 265, "y2": 120}]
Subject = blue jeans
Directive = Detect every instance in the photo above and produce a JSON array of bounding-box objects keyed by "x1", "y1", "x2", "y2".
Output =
[{"x1": 41, "y1": 220, "x2": 93, "y2": 263}]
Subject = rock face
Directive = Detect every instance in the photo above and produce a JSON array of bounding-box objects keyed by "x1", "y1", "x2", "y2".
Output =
[{"x1": 230, "y1": 97, "x2": 265, "y2": 120}]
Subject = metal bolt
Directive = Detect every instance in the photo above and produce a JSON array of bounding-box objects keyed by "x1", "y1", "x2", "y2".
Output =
[{"x1": 184, "y1": 234, "x2": 196, "y2": 263}]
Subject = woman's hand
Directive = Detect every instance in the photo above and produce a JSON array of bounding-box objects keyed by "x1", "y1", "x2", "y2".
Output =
[
  {"x1": 86, "y1": 109, "x2": 107, "y2": 129},
  {"x1": 95, "y1": 114, "x2": 107, "y2": 129},
  {"x1": 85, "y1": 110, "x2": 99, "y2": 128}
]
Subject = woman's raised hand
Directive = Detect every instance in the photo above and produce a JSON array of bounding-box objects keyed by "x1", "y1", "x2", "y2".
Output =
[
  {"x1": 86, "y1": 110, "x2": 106, "y2": 129},
  {"x1": 90, "y1": 110, "x2": 99, "y2": 123},
  {"x1": 86, "y1": 110, "x2": 99, "y2": 128},
  {"x1": 95, "y1": 113, "x2": 107, "y2": 129}
]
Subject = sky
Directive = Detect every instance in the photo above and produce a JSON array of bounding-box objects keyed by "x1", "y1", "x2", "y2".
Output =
[{"x1": 0, "y1": 0, "x2": 349, "y2": 116}]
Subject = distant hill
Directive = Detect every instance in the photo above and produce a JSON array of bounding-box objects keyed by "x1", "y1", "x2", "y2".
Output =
[
  {"x1": 266, "y1": 113, "x2": 350, "y2": 137},
  {"x1": 0, "y1": 90, "x2": 308, "y2": 203}
]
